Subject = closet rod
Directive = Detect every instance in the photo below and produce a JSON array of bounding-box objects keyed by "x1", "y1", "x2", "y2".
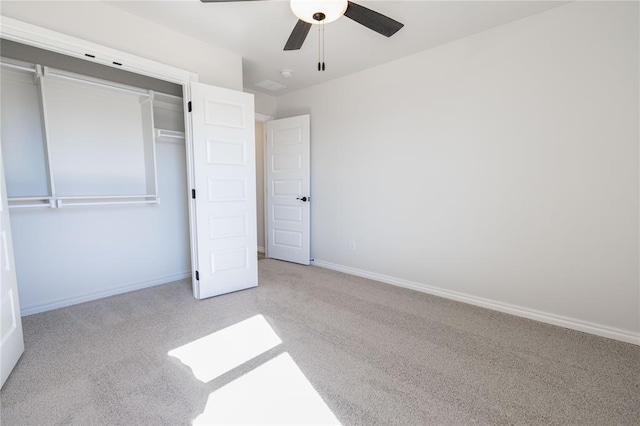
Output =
[
  {"x1": 155, "y1": 129, "x2": 185, "y2": 139},
  {"x1": 153, "y1": 92, "x2": 182, "y2": 101},
  {"x1": 58, "y1": 199, "x2": 159, "y2": 208},
  {"x1": 1, "y1": 61, "x2": 177, "y2": 100},
  {"x1": 8, "y1": 203, "x2": 50, "y2": 209},
  {"x1": 0, "y1": 61, "x2": 36, "y2": 73},
  {"x1": 56, "y1": 195, "x2": 157, "y2": 200},
  {"x1": 7, "y1": 196, "x2": 53, "y2": 201},
  {"x1": 46, "y1": 69, "x2": 150, "y2": 98}
]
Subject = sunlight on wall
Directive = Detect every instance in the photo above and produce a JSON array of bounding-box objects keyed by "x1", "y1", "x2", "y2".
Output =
[
  {"x1": 193, "y1": 352, "x2": 341, "y2": 425},
  {"x1": 168, "y1": 314, "x2": 282, "y2": 383}
]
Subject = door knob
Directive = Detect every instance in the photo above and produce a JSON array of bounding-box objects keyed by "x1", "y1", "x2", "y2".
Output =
[{"x1": 296, "y1": 196, "x2": 309, "y2": 202}]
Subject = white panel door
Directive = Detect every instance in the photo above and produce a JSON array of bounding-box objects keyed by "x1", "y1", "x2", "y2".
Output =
[
  {"x1": 0, "y1": 149, "x2": 24, "y2": 388},
  {"x1": 190, "y1": 82, "x2": 257, "y2": 299},
  {"x1": 266, "y1": 115, "x2": 310, "y2": 265}
]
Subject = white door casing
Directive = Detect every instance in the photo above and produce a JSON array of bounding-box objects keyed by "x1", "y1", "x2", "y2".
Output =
[
  {"x1": 266, "y1": 115, "x2": 311, "y2": 265},
  {"x1": 0, "y1": 149, "x2": 24, "y2": 388},
  {"x1": 190, "y1": 83, "x2": 258, "y2": 298}
]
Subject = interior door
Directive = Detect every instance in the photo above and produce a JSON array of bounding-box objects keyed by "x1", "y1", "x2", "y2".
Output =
[
  {"x1": 0, "y1": 149, "x2": 24, "y2": 388},
  {"x1": 190, "y1": 82, "x2": 257, "y2": 299},
  {"x1": 266, "y1": 115, "x2": 311, "y2": 265}
]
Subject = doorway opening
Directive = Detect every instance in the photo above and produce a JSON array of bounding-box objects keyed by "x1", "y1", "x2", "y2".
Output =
[{"x1": 256, "y1": 115, "x2": 311, "y2": 265}]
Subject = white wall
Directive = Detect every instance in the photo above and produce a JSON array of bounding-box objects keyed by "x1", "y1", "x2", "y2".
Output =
[
  {"x1": 10, "y1": 140, "x2": 190, "y2": 314},
  {"x1": 0, "y1": 1, "x2": 243, "y2": 89},
  {"x1": 246, "y1": 88, "x2": 278, "y2": 117},
  {"x1": 276, "y1": 2, "x2": 639, "y2": 342}
]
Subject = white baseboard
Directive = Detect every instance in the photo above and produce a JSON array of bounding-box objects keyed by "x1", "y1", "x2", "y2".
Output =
[
  {"x1": 257, "y1": 246, "x2": 265, "y2": 254},
  {"x1": 21, "y1": 271, "x2": 192, "y2": 317},
  {"x1": 311, "y1": 259, "x2": 640, "y2": 346}
]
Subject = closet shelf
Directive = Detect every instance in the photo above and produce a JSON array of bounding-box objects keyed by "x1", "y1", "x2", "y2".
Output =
[
  {"x1": 0, "y1": 61, "x2": 36, "y2": 74},
  {"x1": 57, "y1": 198, "x2": 159, "y2": 208},
  {"x1": 7, "y1": 196, "x2": 52, "y2": 201},
  {"x1": 155, "y1": 129, "x2": 185, "y2": 144},
  {"x1": 56, "y1": 195, "x2": 158, "y2": 200},
  {"x1": 7, "y1": 197, "x2": 53, "y2": 209},
  {"x1": 8, "y1": 195, "x2": 159, "y2": 209}
]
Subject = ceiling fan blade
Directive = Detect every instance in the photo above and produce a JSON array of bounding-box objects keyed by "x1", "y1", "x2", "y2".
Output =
[
  {"x1": 284, "y1": 20, "x2": 312, "y2": 51},
  {"x1": 344, "y1": 1, "x2": 404, "y2": 37}
]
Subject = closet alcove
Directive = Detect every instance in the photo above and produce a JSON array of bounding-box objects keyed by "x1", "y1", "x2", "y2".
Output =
[{"x1": 1, "y1": 39, "x2": 192, "y2": 314}]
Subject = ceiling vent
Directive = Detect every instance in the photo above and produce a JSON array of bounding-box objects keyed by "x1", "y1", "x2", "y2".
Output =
[{"x1": 255, "y1": 79, "x2": 287, "y2": 92}]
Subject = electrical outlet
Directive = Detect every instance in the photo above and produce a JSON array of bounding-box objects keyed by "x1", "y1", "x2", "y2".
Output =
[{"x1": 349, "y1": 240, "x2": 356, "y2": 251}]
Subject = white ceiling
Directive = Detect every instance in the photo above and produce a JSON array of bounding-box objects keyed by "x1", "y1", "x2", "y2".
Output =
[{"x1": 106, "y1": 0, "x2": 568, "y2": 96}]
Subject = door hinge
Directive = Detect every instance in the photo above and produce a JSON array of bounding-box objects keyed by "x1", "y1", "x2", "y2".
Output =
[
  {"x1": 188, "y1": 101, "x2": 192, "y2": 112},
  {"x1": 192, "y1": 189, "x2": 196, "y2": 199},
  {"x1": 195, "y1": 271, "x2": 199, "y2": 281}
]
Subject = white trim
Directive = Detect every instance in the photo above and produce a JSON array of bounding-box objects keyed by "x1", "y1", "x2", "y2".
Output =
[
  {"x1": 255, "y1": 113, "x2": 274, "y2": 122},
  {"x1": 261, "y1": 121, "x2": 269, "y2": 258},
  {"x1": 257, "y1": 246, "x2": 265, "y2": 254},
  {"x1": 20, "y1": 271, "x2": 192, "y2": 316},
  {"x1": 311, "y1": 259, "x2": 640, "y2": 346},
  {"x1": 183, "y1": 84, "x2": 199, "y2": 298},
  {"x1": 0, "y1": 16, "x2": 198, "y2": 85}
]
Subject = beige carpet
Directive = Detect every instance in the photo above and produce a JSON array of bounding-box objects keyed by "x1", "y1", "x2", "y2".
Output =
[{"x1": 1, "y1": 259, "x2": 638, "y2": 425}]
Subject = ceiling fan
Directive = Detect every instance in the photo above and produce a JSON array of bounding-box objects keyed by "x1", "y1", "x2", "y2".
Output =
[{"x1": 200, "y1": 0, "x2": 404, "y2": 51}]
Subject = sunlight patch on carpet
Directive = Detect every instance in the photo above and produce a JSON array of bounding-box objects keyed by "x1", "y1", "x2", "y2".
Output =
[
  {"x1": 193, "y1": 352, "x2": 341, "y2": 425},
  {"x1": 168, "y1": 315, "x2": 282, "y2": 383}
]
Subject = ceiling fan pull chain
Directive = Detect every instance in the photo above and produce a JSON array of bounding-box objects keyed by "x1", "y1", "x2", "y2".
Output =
[
  {"x1": 322, "y1": 21, "x2": 326, "y2": 71},
  {"x1": 317, "y1": 23, "x2": 321, "y2": 71}
]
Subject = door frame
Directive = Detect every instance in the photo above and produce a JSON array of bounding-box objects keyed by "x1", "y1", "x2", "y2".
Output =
[
  {"x1": 0, "y1": 17, "x2": 204, "y2": 296},
  {"x1": 254, "y1": 113, "x2": 274, "y2": 258}
]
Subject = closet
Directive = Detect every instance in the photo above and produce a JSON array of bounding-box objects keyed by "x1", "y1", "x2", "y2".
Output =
[
  {"x1": 1, "y1": 40, "x2": 191, "y2": 314},
  {"x1": 1, "y1": 30, "x2": 258, "y2": 315}
]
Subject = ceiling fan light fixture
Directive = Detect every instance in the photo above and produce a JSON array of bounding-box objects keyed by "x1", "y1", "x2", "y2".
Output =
[{"x1": 290, "y1": 0, "x2": 348, "y2": 24}]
